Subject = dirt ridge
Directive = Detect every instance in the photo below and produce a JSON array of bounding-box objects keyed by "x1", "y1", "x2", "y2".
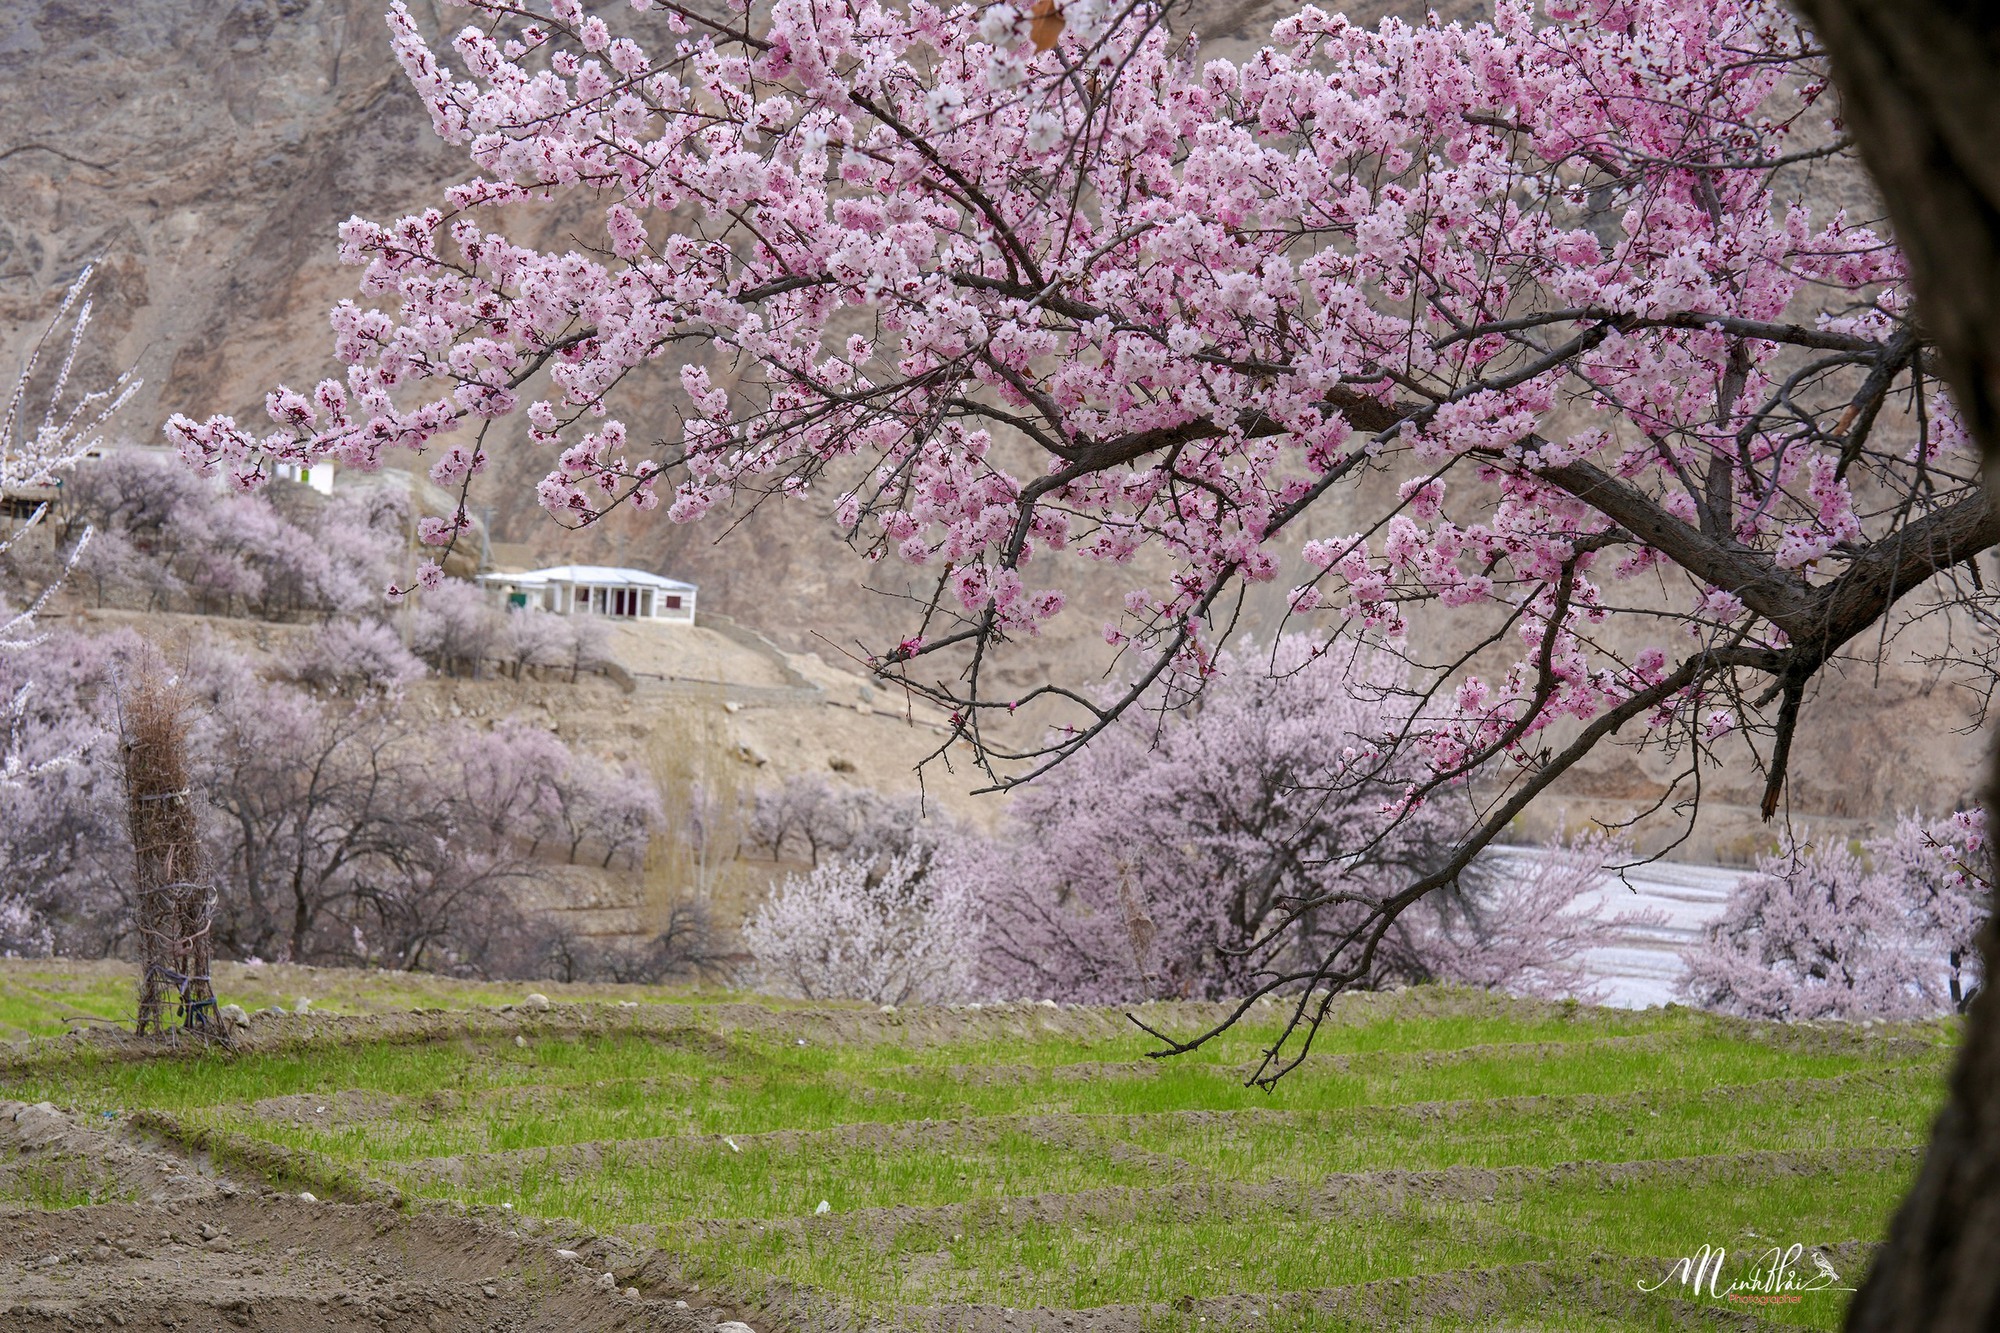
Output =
[
  {"x1": 0, "y1": 1100, "x2": 779, "y2": 1331},
  {"x1": 3, "y1": 987, "x2": 1948, "y2": 1071},
  {"x1": 641, "y1": 1144, "x2": 1917, "y2": 1252},
  {"x1": 900, "y1": 1251, "x2": 1866, "y2": 1333}
]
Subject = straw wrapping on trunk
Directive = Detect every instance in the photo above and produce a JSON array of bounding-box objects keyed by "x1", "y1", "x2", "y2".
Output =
[{"x1": 120, "y1": 669, "x2": 218, "y2": 1037}]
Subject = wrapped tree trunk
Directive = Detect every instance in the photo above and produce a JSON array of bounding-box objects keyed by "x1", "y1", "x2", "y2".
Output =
[
  {"x1": 120, "y1": 667, "x2": 217, "y2": 1036},
  {"x1": 1785, "y1": 3, "x2": 2000, "y2": 1329}
]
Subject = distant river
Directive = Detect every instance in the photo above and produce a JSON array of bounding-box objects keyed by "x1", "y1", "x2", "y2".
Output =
[{"x1": 1479, "y1": 849, "x2": 1748, "y2": 1009}]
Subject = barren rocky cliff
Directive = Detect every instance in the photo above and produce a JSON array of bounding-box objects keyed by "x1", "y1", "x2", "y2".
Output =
[{"x1": 3, "y1": 0, "x2": 1986, "y2": 852}]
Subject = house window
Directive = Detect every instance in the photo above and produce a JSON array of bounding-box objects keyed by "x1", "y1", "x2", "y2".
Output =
[
  {"x1": 665, "y1": 595, "x2": 682, "y2": 611},
  {"x1": 612, "y1": 588, "x2": 639, "y2": 617}
]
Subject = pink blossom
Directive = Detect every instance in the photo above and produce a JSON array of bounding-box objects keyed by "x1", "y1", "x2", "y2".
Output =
[{"x1": 1680, "y1": 812, "x2": 1991, "y2": 1019}]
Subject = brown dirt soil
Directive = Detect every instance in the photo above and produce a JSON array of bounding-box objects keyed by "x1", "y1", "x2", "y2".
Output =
[
  {"x1": 0, "y1": 1100, "x2": 223, "y2": 1210},
  {"x1": 0, "y1": 1101, "x2": 773, "y2": 1332}
]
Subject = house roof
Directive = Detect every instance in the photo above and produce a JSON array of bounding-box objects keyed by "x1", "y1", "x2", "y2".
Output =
[{"x1": 479, "y1": 564, "x2": 697, "y2": 592}]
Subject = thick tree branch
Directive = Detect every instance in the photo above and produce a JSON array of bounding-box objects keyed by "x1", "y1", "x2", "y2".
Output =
[{"x1": 1533, "y1": 456, "x2": 1812, "y2": 623}]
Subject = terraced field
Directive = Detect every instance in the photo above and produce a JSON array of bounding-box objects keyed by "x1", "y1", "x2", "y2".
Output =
[{"x1": 0, "y1": 961, "x2": 1957, "y2": 1331}]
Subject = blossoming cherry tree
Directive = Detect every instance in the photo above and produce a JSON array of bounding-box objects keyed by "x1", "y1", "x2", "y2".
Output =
[{"x1": 165, "y1": 0, "x2": 1991, "y2": 1055}]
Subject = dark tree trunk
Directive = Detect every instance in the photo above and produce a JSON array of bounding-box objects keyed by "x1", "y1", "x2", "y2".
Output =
[
  {"x1": 1787, "y1": 3, "x2": 2000, "y2": 1329},
  {"x1": 121, "y1": 669, "x2": 218, "y2": 1037}
]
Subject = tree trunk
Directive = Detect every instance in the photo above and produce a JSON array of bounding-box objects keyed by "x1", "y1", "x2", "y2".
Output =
[
  {"x1": 1786, "y1": 3, "x2": 2000, "y2": 1328},
  {"x1": 121, "y1": 669, "x2": 218, "y2": 1037}
]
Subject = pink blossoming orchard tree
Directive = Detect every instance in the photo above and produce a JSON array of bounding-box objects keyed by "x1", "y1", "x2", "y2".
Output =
[
  {"x1": 166, "y1": 0, "x2": 1996, "y2": 1069},
  {"x1": 950, "y1": 636, "x2": 1652, "y2": 1004},
  {"x1": 1679, "y1": 810, "x2": 1990, "y2": 1021},
  {"x1": 1586, "y1": 2, "x2": 2000, "y2": 1323}
]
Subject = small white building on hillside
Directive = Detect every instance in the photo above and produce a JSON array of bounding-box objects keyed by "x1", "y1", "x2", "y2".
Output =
[{"x1": 478, "y1": 564, "x2": 698, "y2": 623}]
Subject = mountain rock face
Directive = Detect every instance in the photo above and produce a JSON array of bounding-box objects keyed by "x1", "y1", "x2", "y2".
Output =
[
  {"x1": 5, "y1": 0, "x2": 1985, "y2": 845},
  {"x1": 2, "y1": 1, "x2": 458, "y2": 418}
]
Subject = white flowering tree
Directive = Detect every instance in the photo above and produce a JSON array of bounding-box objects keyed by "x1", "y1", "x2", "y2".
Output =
[
  {"x1": 2, "y1": 265, "x2": 135, "y2": 786},
  {"x1": 744, "y1": 853, "x2": 981, "y2": 1005},
  {"x1": 1680, "y1": 811, "x2": 1990, "y2": 1020},
  {"x1": 1, "y1": 268, "x2": 136, "y2": 952}
]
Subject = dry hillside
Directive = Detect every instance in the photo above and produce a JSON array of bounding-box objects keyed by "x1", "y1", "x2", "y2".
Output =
[{"x1": 57, "y1": 595, "x2": 984, "y2": 949}]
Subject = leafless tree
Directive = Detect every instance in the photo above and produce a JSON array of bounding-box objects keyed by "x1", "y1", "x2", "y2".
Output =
[{"x1": 535, "y1": 899, "x2": 731, "y2": 986}]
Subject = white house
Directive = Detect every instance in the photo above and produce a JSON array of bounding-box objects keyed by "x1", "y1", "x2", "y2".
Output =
[{"x1": 477, "y1": 564, "x2": 698, "y2": 623}]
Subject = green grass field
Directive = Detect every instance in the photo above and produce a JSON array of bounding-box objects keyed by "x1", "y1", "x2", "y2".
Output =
[{"x1": 0, "y1": 962, "x2": 1955, "y2": 1331}]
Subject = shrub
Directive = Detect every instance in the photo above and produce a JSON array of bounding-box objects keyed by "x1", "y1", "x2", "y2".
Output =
[
  {"x1": 286, "y1": 618, "x2": 427, "y2": 694},
  {"x1": 743, "y1": 853, "x2": 981, "y2": 1005},
  {"x1": 64, "y1": 450, "x2": 402, "y2": 620}
]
